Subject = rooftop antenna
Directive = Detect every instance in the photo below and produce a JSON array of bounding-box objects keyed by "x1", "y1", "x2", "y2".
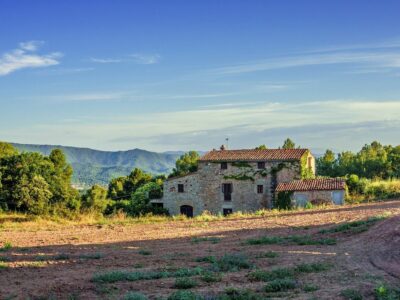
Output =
[{"x1": 225, "y1": 137, "x2": 229, "y2": 149}]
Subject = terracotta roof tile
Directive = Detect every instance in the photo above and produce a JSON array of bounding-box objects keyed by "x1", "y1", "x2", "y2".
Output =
[
  {"x1": 276, "y1": 178, "x2": 346, "y2": 192},
  {"x1": 199, "y1": 148, "x2": 309, "y2": 162}
]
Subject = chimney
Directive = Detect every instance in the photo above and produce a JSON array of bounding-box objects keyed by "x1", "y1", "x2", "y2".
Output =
[{"x1": 220, "y1": 144, "x2": 226, "y2": 151}]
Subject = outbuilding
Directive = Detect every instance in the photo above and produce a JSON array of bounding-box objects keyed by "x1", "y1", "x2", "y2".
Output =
[{"x1": 275, "y1": 178, "x2": 347, "y2": 207}]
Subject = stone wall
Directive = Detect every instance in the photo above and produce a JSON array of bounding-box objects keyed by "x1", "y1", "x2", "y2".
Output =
[
  {"x1": 291, "y1": 189, "x2": 345, "y2": 207},
  {"x1": 162, "y1": 159, "x2": 305, "y2": 216}
]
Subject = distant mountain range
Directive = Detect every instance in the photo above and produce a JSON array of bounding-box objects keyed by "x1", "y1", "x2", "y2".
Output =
[{"x1": 12, "y1": 143, "x2": 185, "y2": 187}]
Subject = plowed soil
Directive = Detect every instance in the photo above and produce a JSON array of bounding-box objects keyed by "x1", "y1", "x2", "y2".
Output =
[{"x1": 1, "y1": 201, "x2": 400, "y2": 300}]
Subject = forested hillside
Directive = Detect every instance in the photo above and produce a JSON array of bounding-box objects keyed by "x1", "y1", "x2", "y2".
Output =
[{"x1": 12, "y1": 143, "x2": 182, "y2": 186}]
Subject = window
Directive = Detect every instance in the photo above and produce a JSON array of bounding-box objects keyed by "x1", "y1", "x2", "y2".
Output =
[
  {"x1": 257, "y1": 162, "x2": 266, "y2": 169},
  {"x1": 178, "y1": 184, "x2": 184, "y2": 193},
  {"x1": 222, "y1": 183, "x2": 233, "y2": 201},
  {"x1": 223, "y1": 208, "x2": 233, "y2": 216},
  {"x1": 257, "y1": 185, "x2": 264, "y2": 194},
  {"x1": 221, "y1": 162, "x2": 228, "y2": 170}
]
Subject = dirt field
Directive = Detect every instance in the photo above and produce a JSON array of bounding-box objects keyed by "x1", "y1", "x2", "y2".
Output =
[{"x1": 1, "y1": 201, "x2": 400, "y2": 300}]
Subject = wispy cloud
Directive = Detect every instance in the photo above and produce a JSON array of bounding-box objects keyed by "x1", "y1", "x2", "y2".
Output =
[
  {"x1": 90, "y1": 53, "x2": 161, "y2": 65},
  {"x1": 89, "y1": 57, "x2": 122, "y2": 64},
  {"x1": 0, "y1": 41, "x2": 62, "y2": 76},
  {"x1": 53, "y1": 92, "x2": 127, "y2": 102},
  {"x1": 130, "y1": 53, "x2": 160, "y2": 64},
  {"x1": 211, "y1": 51, "x2": 400, "y2": 75}
]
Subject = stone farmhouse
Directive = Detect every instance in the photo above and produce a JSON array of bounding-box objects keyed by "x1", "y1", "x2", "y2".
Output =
[{"x1": 155, "y1": 147, "x2": 346, "y2": 217}]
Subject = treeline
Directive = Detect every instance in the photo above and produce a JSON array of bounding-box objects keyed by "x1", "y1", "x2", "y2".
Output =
[
  {"x1": 316, "y1": 141, "x2": 400, "y2": 179},
  {"x1": 0, "y1": 142, "x2": 200, "y2": 217}
]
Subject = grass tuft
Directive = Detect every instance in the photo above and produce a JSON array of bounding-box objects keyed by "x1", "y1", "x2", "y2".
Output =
[
  {"x1": 173, "y1": 277, "x2": 198, "y2": 289},
  {"x1": 303, "y1": 284, "x2": 319, "y2": 292},
  {"x1": 249, "y1": 267, "x2": 294, "y2": 282},
  {"x1": 200, "y1": 271, "x2": 222, "y2": 283},
  {"x1": 167, "y1": 290, "x2": 203, "y2": 300},
  {"x1": 122, "y1": 292, "x2": 148, "y2": 300},
  {"x1": 79, "y1": 252, "x2": 104, "y2": 260},
  {"x1": 340, "y1": 289, "x2": 363, "y2": 300},
  {"x1": 211, "y1": 253, "x2": 252, "y2": 272},
  {"x1": 264, "y1": 278, "x2": 296, "y2": 293}
]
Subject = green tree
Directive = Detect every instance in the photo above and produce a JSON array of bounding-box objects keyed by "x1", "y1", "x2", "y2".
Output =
[
  {"x1": 282, "y1": 138, "x2": 296, "y2": 149},
  {"x1": 129, "y1": 182, "x2": 166, "y2": 216},
  {"x1": 82, "y1": 185, "x2": 109, "y2": 213},
  {"x1": 108, "y1": 176, "x2": 127, "y2": 199},
  {"x1": 316, "y1": 149, "x2": 336, "y2": 176},
  {"x1": 255, "y1": 145, "x2": 268, "y2": 150},
  {"x1": 14, "y1": 175, "x2": 52, "y2": 215},
  {"x1": 170, "y1": 151, "x2": 200, "y2": 177},
  {"x1": 0, "y1": 142, "x2": 17, "y2": 160}
]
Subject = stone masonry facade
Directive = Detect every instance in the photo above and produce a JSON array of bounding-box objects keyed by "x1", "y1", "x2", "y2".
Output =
[{"x1": 160, "y1": 148, "x2": 316, "y2": 216}]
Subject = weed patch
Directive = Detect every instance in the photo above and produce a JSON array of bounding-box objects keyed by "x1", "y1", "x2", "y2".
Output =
[
  {"x1": 264, "y1": 278, "x2": 296, "y2": 292},
  {"x1": 79, "y1": 253, "x2": 103, "y2": 260},
  {"x1": 303, "y1": 284, "x2": 319, "y2": 292},
  {"x1": 211, "y1": 254, "x2": 252, "y2": 272},
  {"x1": 200, "y1": 271, "x2": 222, "y2": 283},
  {"x1": 0, "y1": 242, "x2": 12, "y2": 252},
  {"x1": 295, "y1": 262, "x2": 331, "y2": 273},
  {"x1": 246, "y1": 235, "x2": 336, "y2": 246},
  {"x1": 340, "y1": 289, "x2": 363, "y2": 300},
  {"x1": 195, "y1": 256, "x2": 216, "y2": 263},
  {"x1": 122, "y1": 292, "x2": 148, "y2": 300},
  {"x1": 168, "y1": 291, "x2": 202, "y2": 300},
  {"x1": 219, "y1": 288, "x2": 262, "y2": 299},
  {"x1": 92, "y1": 267, "x2": 203, "y2": 283},
  {"x1": 374, "y1": 284, "x2": 400, "y2": 300},
  {"x1": 191, "y1": 236, "x2": 221, "y2": 244},
  {"x1": 320, "y1": 216, "x2": 385, "y2": 234},
  {"x1": 249, "y1": 267, "x2": 295, "y2": 282},
  {"x1": 173, "y1": 277, "x2": 197, "y2": 289},
  {"x1": 138, "y1": 249, "x2": 152, "y2": 256}
]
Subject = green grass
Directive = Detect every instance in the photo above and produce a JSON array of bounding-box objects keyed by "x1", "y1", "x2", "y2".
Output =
[
  {"x1": 0, "y1": 262, "x2": 8, "y2": 269},
  {"x1": 0, "y1": 256, "x2": 10, "y2": 262},
  {"x1": 0, "y1": 242, "x2": 12, "y2": 252},
  {"x1": 195, "y1": 256, "x2": 216, "y2": 263},
  {"x1": 138, "y1": 249, "x2": 152, "y2": 256},
  {"x1": 211, "y1": 253, "x2": 253, "y2": 272},
  {"x1": 264, "y1": 278, "x2": 296, "y2": 293},
  {"x1": 219, "y1": 288, "x2": 263, "y2": 300},
  {"x1": 340, "y1": 289, "x2": 363, "y2": 300},
  {"x1": 167, "y1": 291, "x2": 203, "y2": 300},
  {"x1": 173, "y1": 277, "x2": 198, "y2": 289},
  {"x1": 295, "y1": 262, "x2": 331, "y2": 273},
  {"x1": 122, "y1": 292, "x2": 148, "y2": 300},
  {"x1": 92, "y1": 267, "x2": 203, "y2": 283},
  {"x1": 249, "y1": 267, "x2": 295, "y2": 282},
  {"x1": 191, "y1": 236, "x2": 221, "y2": 244},
  {"x1": 319, "y1": 216, "x2": 386, "y2": 234},
  {"x1": 374, "y1": 284, "x2": 400, "y2": 300},
  {"x1": 303, "y1": 284, "x2": 319, "y2": 292},
  {"x1": 200, "y1": 271, "x2": 222, "y2": 283},
  {"x1": 249, "y1": 262, "x2": 331, "y2": 282},
  {"x1": 246, "y1": 235, "x2": 336, "y2": 246},
  {"x1": 79, "y1": 252, "x2": 104, "y2": 260},
  {"x1": 261, "y1": 251, "x2": 279, "y2": 258},
  {"x1": 54, "y1": 253, "x2": 70, "y2": 260}
]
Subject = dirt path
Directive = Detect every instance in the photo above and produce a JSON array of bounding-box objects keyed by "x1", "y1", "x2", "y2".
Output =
[{"x1": 0, "y1": 201, "x2": 399, "y2": 299}]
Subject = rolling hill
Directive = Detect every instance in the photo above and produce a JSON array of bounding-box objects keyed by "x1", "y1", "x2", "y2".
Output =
[{"x1": 12, "y1": 143, "x2": 183, "y2": 187}]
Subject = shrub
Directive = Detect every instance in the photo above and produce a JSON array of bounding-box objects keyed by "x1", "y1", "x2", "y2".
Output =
[
  {"x1": 264, "y1": 278, "x2": 296, "y2": 292},
  {"x1": 340, "y1": 289, "x2": 363, "y2": 300},
  {"x1": 173, "y1": 277, "x2": 198, "y2": 289},
  {"x1": 275, "y1": 191, "x2": 293, "y2": 210}
]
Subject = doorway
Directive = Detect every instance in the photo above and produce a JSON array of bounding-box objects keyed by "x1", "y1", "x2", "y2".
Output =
[{"x1": 180, "y1": 205, "x2": 194, "y2": 217}]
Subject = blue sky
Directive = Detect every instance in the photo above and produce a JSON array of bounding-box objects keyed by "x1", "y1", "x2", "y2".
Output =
[{"x1": 1, "y1": 0, "x2": 400, "y2": 152}]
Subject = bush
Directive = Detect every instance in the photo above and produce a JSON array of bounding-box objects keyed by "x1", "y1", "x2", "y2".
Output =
[
  {"x1": 264, "y1": 278, "x2": 296, "y2": 292},
  {"x1": 275, "y1": 191, "x2": 293, "y2": 210},
  {"x1": 200, "y1": 271, "x2": 222, "y2": 283},
  {"x1": 173, "y1": 277, "x2": 198, "y2": 289}
]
